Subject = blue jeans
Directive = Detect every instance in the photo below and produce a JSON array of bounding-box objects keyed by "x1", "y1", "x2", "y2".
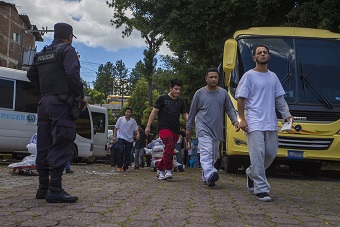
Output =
[{"x1": 65, "y1": 161, "x2": 71, "y2": 170}]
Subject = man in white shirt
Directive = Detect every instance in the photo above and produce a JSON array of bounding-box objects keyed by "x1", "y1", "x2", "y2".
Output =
[
  {"x1": 236, "y1": 44, "x2": 293, "y2": 202},
  {"x1": 113, "y1": 108, "x2": 138, "y2": 171}
]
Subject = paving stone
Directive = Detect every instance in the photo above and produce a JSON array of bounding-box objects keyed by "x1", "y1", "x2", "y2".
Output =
[{"x1": 0, "y1": 163, "x2": 339, "y2": 227}]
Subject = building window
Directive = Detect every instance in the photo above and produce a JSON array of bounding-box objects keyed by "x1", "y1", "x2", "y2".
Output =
[{"x1": 13, "y1": 32, "x2": 20, "y2": 43}]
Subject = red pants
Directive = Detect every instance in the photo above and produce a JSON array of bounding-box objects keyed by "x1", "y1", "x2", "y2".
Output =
[{"x1": 158, "y1": 129, "x2": 179, "y2": 171}]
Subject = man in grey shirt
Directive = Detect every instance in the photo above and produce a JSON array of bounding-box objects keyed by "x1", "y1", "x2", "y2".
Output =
[{"x1": 186, "y1": 68, "x2": 239, "y2": 187}]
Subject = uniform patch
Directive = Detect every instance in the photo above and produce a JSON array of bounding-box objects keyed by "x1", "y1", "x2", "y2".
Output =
[{"x1": 36, "y1": 52, "x2": 57, "y2": 64}]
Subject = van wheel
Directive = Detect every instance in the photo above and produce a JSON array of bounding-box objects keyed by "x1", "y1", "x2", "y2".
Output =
[
  {"x1": 225, "y1": 156, "x2": 238, "y2": 173},
  {"x1": 86, "y1": 156, "x2": 96, "y2": 164}
]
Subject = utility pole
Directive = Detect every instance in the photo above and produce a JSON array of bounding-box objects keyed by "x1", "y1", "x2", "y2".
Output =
[{"x1": 18, "y1": 26, "x2": 53, "y2": 69}]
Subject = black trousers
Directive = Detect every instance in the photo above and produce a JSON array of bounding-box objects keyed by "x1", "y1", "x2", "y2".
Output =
[
  {"x1": 117, "y1": 138, "x2": 133, "y2": 169},
  {"x1": 36, "y1": 95, "x2": 75, "y2": 179}
]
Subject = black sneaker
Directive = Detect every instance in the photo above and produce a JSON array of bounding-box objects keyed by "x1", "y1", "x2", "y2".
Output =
[
  {"x1": 256, "y1": 192, "x2": 272, "y2": 202},
  {"x1": 207, "y1": 172, "x2": 219, "y2": 187},
  {"x1": 247, "y1": 176, "x2": 254, "y2": 192}
]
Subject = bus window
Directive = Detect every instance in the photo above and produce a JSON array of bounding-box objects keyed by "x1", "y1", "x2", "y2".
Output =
[{"x1": 0, "y1": 79, "x2": 14, "y2": 109}]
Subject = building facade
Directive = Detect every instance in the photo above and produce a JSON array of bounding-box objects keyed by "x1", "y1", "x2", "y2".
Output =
[{"x1": 0, "y1": 1, "x2": 42, "y2": 69}]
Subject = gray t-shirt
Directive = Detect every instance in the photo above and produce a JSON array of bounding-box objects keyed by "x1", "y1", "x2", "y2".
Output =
[{"x1": 186, "y1": 87, "x2": 238, "y2": 141}]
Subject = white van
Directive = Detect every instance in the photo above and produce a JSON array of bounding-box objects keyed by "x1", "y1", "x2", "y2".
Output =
[
  {"x1": 84, "y1": 105, "x2": 109, "y2": 163},
  {"x1": 0, "y1": 66, "x2": 107, "y2": 162}
]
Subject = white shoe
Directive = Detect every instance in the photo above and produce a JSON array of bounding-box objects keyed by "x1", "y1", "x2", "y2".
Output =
[
  {"x1": 156, "y1": 170, "x2": 165, "y2": 180},
  {"x1": 164, "y1": 170, "x2": 172, "y2": 180}
]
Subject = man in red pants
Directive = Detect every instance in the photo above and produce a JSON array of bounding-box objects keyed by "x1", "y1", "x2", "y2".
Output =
[{"x1": 145, "y1": 79, "x2": 188, "y2": 180}]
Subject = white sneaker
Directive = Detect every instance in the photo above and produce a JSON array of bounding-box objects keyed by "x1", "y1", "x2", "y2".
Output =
[
  {"x1": 164, "y1": 170, "x2": 172, "y2": 180},
  {"x1": 156, "y1": 170, "x2": 165, "y2": 180}
]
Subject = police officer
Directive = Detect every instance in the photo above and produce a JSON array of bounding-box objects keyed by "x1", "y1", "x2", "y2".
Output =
[{"x1": 27, "y1": 22, "x2": 87, "y2": 203}]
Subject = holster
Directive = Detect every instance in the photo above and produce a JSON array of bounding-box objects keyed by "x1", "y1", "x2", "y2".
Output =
[{"x1": 58, "y1": 93, "x2": 82, "y2": 120}]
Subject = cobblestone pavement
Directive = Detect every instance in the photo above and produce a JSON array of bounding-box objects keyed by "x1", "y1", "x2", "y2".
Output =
[{"x1": 0, "y1": 163, "x2": 339, "y2": 227}]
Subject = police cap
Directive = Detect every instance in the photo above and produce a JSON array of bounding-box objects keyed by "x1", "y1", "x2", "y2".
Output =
[{"x1": 54, "y1": 23, "x2": 77, "y2": 39}]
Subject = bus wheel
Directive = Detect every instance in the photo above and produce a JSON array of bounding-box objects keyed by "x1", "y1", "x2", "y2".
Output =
[
  {"x1": 86, "y1": 156, "x2": 96, "y2": 164},
  {"x1": 224, "y1": 156, "x2": 238, "y2": 173},
  {"x1": 302, "y1": 162, "x2": 321, "y2": 177}
]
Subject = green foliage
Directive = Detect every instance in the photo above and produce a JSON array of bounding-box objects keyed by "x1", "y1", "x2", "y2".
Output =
[
  {"x1": 95, "y1": 62, "x2": 115, "y2": 96},
  {"x1": 105, "y1": 0, "x2": 340, "y2": 109},
  {"x1": 286, "y1": 0, "x2": 340, "y2": 33},
  {"x1": 107, "y1": 0, "x2": 165, "y2": 107},
  {"x1": 107, "y1": 109, "x2": 117, "y2": 125},
  {"x1": 129, "y1": 60, "x2": 143, "y2": 89},
  {"x1": 87, "y1": 89, "x2": 105, "y2": 104},
  {"x1": 94, "y1": 60, "x2": 131, "y2": 101},
  {"x1": 128, "y1": 78, "x2": 161, "y2": 123},
  {"x1": 113, "y1": 60, "x2": 131, "y2": 96}
]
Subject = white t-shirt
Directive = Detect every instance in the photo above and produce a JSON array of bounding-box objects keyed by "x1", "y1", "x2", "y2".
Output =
[
  {"x1": 235, "y1": 69, "x2": 285, "y2": 132},
  {"x1": 115, "y1": 116, "x2": 138, "y2": 142}
]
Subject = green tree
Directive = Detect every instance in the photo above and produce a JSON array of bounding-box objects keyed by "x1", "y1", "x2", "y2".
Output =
[
  {"x1": 94, "y1": 62, "x2": 116, "y2": 103},
  {"x1": 87, "y1": 89, "x2": 103, "y2": 104},
  {"x1": 107, "y1": 0, "x2": 340, "y2": 106},
  {"x1": 286, "y1": 0, "x2": 340, "y2": 32},
  {"x1": 129, "y1": 60, "x2": 144, "y2": 89},
  {"x1": 107, "y1": 0, "x2": 164, "y2": 106},
  {"x1": 128, "y1": 78, "x2": 160, "y2": 123},
  {"x1": 113, "y1": 60, "x2": 131, "y2": 99}
]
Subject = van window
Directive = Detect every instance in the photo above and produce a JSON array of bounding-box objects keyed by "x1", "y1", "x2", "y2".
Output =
[
  {"x1": 75, "y1": 108, "x2": 92, "y2": 140},
  {"x1": 0, "y1": 79, "x2": 14, "y2": 109},
  {"x1": 15, "y1": 81, "x2": 40, "y2": 113},
  {"x1": 92, "y1": 112, "x2": 106, "y2": 133}
]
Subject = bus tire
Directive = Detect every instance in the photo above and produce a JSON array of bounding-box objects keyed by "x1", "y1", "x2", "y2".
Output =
[
  {"x1": 225, "y1": 155, "x2": 238, "y2": 173},
  {"x1": 302, "y1": 162, "x2": 321, "y2": 178}
]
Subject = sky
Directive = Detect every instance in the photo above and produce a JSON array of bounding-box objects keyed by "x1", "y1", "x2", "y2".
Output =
[{"x1": 6, "y1": 0, "x2": 172, "y2": 84}]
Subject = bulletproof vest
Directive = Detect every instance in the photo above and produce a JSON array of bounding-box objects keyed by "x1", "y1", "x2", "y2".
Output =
[{"x1": 35, "y1": 43, "x2": 71, "y2": 96}]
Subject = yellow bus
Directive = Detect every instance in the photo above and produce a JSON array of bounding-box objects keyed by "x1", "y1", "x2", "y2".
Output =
[
  {"x1": 106, "y1": 94, "x2": 131, "y2": 106},
  {"x1": 221, "y1": 27, "x2": 340, "y2": 176}
]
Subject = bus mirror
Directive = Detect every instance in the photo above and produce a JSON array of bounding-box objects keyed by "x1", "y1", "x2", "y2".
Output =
[{"x1": 223, "y1": 39, "x2": 237, "y2": 86}]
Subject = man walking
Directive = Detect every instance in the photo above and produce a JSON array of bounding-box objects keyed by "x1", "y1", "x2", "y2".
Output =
[
  {"x1": 113, "y1": 108, "x2": 138, "y2": 171},
  {"x1": 145, "y1": 79, "x2": 188, "y2": 180},
  {"x1": 236, "y1": 44, "x2": 293, "y2": 202},
  {"x1": 186, "y1": 68, "x2": 239, "y2": 187}
]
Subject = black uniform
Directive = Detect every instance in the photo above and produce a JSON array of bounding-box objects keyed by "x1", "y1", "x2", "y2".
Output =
[
  {"x1": 27, "y1": 24, "x2": 83, "y2": 203},
  {"x1": 27, "y1": 39, "x2": 83, "y2": 178}
]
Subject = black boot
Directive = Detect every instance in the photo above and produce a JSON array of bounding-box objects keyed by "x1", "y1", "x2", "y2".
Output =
[
  {"x1": 36, "y1": 176, "x2": 49, "y2": 199},
  {"x1": 45, "y1": 178, "x2": 78, "y2": 203}
]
